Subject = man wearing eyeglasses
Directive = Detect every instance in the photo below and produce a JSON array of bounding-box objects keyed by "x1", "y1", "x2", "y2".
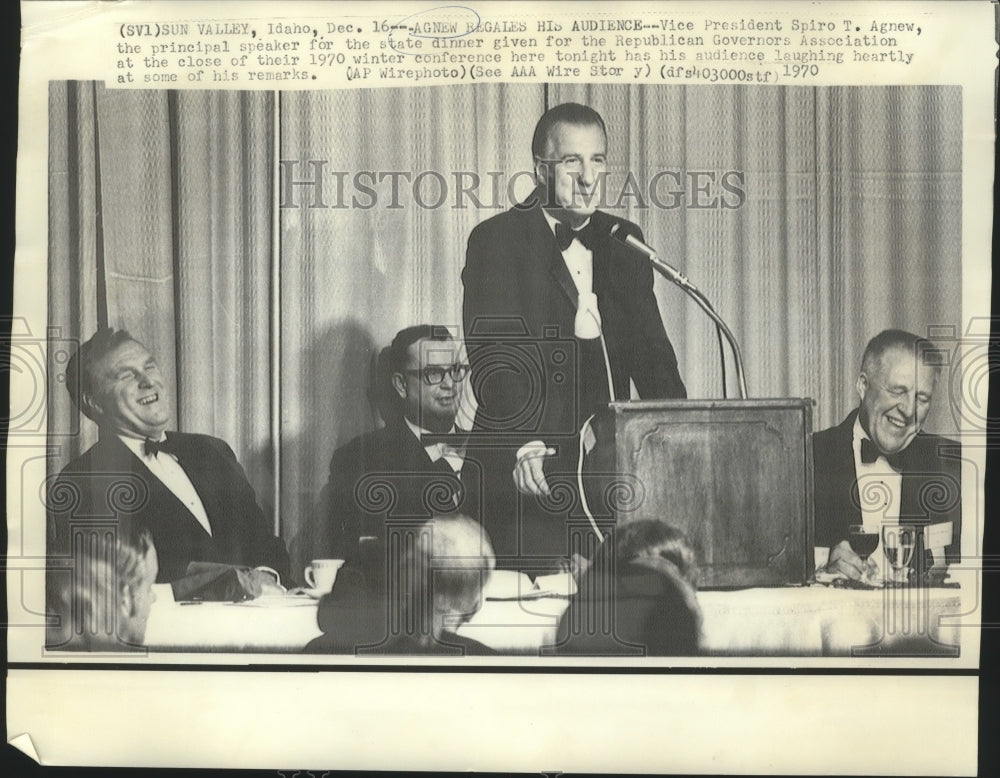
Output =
[
  {"x1": 462, "y1": 102, "x2": 685, "y2": 559},
  {"x1": 813, "y1": 329, "x2": 961, "y2": 583},
  {"x1": 319, "y1": 325, "x2": 481, "y2": 592}
]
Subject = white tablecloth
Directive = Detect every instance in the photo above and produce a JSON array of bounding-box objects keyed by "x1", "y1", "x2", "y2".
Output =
[
  {"x1": 143, "y1": 579, "x2": 963, "y2": 657},
  {"x1": 143, "y1": 586, "x2": 323, "y2": 652},
  {"x1": 697, "y1": 585, "x2": 961, "y2": 656}
]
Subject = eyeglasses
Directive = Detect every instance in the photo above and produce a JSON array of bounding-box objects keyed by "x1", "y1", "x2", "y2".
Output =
[
  {"x1": 539, "y1": 155, "x2": 609, "y2": 174},
  {"x1": 401, "y1": 363, "x2": 470, "y2": 386}
]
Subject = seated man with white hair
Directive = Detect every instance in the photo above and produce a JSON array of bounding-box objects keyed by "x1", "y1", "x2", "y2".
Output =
[{"x1": 307, "y1": 515, "x2": 497, "y2": 656}]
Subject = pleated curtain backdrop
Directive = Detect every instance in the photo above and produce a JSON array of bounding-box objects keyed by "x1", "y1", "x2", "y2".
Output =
[
  {"x1": 814, "y1": 86, "x2": 962, "y2": 429},
  {"x1": 48, "y1": 82, "x2": 961, "y2": 566},
  {"x1": 47, "y1": 83, "x2": 276, "y2": 517}
]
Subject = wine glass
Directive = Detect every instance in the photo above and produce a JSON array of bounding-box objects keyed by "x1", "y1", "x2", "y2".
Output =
[
  {"x1": 881, "y1": 524, "x2": 917, "y2": 585},
  {"x1": 847, "y1": 524, "x2": 880, "y2": 583}
]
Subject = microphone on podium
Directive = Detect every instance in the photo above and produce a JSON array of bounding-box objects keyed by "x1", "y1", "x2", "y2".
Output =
[
  {"x1": 609, "y1": 225, "x2": 699, "y2": 293},
  {"x1": 609, "y1": 224, "x2": 749, "y2": 399}
]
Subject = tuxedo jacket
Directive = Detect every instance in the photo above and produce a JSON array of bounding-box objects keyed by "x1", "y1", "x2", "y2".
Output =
[
  {"x1": 812, "y1": 410, "x2": 962, "y2": 563},
  {"x1": 462, "y1": 190, "x2": 686, "y2": 450},
  {"x1": 49, "y1": 431, "x2": 290, "y2": 583},
  {"x1": 319, "y1": 419, "x2": 483, "y2": 585}
]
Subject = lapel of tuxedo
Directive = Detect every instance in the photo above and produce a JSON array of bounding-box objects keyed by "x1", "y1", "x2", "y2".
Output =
[
  {"x1": 387, "y1": 421, "x2": 449, "y2": 488},
  {"x1": 897, "y1": 436, "x2": 931, "y2": 523},
  {"x1": 523, "y1": 194, "x2": 578, "y2": 310},
  {"x1": 408, "y1": 426, "x2": 461, "y2": 482},
  {"x1": 87, "y1": 435, "x2": 162, "y2": 517},
  {"x1": 98, "y1": 433, "x2": 215, "y2": 540},
  {"x1": 590, "y1": 211, "x2": 616, "y2": 302},
  {"x1": 391, "y1": 422, "x2": 435, "y2": 470},
  {"x1": 838, "y1": 412, "x2": 864, "y2": 526},
  {"x1": 396, "y1": 422, "x2": 467, "y2": 512},
  {"x1": 899, "y1": 471, "x2": 919, "y2": 522}
]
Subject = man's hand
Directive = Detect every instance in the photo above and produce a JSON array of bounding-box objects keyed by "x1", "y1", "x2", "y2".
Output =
[
  {"x1": 513, "y1": 440, "x2": 556, "y2": 497},
  {"x1": 826, "y1": 539, "x2": 877, "y2": 582}
]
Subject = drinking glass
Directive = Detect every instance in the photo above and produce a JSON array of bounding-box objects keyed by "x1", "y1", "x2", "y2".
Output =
[
  {"x1": 881, "y1": 524, "x2": 917, "y2": 585},
  {"x1": 847, "y1": 524, "x2": 879, "y2": 560},
  {"x1": 847, "y1": 524, "x2": 880, "y2": 583}
]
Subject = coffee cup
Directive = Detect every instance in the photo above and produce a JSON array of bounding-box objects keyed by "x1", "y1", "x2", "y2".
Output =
[{"x1": 303, "y1": 559, "x2": 345, "y2": 594}]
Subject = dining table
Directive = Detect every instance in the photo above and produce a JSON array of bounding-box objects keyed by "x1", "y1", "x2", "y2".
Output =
[{"x1": 141, "y1": 569, "x2": 964, "y2": 657}]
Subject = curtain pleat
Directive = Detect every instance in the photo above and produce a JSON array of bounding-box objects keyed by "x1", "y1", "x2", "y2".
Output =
[
  {"x1": 48, "y1": 82, "x2": 101, "y2": 459},
  {"x1": 47, "y1": 85, "x2": 274, "y2": 521},
  {"x1": 171, "y1": 90, "x2": 275, "y2": 511},
  {"x1": 816, "y1": 86, "x2": 961, "y2": 431}
]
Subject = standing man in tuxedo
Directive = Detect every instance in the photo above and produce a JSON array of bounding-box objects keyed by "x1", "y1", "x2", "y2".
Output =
[
  {"x1": 814, "y1": 329, "x2": 961, "y2": 581},
  {"x1": 49, "y1": 328, "x2": 290, "y2": 583},
  {"x1": 462, "y1": 102, "x2": 686, "y2": 558},
  {"x1": 319, "y1": 325, "x2": 481, "y2": 591}
]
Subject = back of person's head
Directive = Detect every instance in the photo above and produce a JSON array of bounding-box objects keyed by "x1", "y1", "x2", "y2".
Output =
[
  {"x1": 49, "y1": 526, "x2": 158, "y2": 651},
  {"x1": 370, "y1": 324, "x2": 453, "y2": 423},
  {"x1": 531, "y1": 102, "x2": 607, "y2": 160},
  {"x1": 66, "y1": 328, "x2": 139, "y2": 420},
  {"x1": 614, "y1": 519, "x2": 699, "y2": 589},
  {"x1": 395, "y1": 515, "x2": 495, "y2": 638},
  {"x1": 601, "y1": 519, "x2": 702, "y2": 655}
]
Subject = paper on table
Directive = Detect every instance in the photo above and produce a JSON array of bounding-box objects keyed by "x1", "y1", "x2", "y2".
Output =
[
  {"x1": 484, "y1": 570, "x2": 577, "y2": 600},
  {"x1": 532, "y1": 572, "x2": 578, "y2": 598},
  {"x1": 484, "y1": 570, "x2": 536, "y2": 600},
  {"x1": 926, "y1": 521, "x2": 954, "y2": 552}
]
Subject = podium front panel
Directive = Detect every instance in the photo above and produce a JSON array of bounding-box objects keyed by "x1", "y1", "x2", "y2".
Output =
[{"x1": 594, "y1": 400, "x2": 814, "y2": 589}]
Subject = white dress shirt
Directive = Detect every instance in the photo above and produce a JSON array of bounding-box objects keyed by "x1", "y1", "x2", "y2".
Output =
[
  {"x1": 851, "y1": 417, "x2": 903, "y2": 530},
  {"x1": 119, "y1": 434, "x2": 213, "y2": 537}
]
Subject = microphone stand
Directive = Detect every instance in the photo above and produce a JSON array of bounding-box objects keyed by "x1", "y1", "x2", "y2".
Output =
[
  {"x1": 610, "y1": 224, "x2": 747, "y2": 399},
  {"x1": 647, "y1": 257, "x2": 749, "y2": 400}
]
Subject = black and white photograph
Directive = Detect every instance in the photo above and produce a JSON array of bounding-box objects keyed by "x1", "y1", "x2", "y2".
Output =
[
  {"x1": 7, "y1": 1, "x2": 994, "y2": 773},
  {"x1": 39, "y1": 80, "x2": 970, "y2": 659}
]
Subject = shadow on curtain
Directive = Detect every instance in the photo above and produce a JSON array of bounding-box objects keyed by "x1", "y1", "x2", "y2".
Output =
[{"x1": 278, "y1": 84, "x2": 543, "y2": 571}]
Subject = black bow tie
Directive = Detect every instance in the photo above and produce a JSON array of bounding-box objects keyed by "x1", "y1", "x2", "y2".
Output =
[
  {"x1": 555, "y1": 220, "x2": 596, "y2": 251},
  {"x1": 144, "y1": 437, "x2": 176, "y2": 458},
  {"x1": 860, "y1": 437, "x2": 906, "y2": 470}
]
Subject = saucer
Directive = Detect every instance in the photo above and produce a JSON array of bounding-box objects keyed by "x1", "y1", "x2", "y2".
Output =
[{"x1": 288, "y1": 587, "x2": 333, "y2": 600}]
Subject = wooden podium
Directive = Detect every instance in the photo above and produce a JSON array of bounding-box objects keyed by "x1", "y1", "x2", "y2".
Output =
[{"x1": 589, "y1": 399, "x2": 815, "y2": 589}]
